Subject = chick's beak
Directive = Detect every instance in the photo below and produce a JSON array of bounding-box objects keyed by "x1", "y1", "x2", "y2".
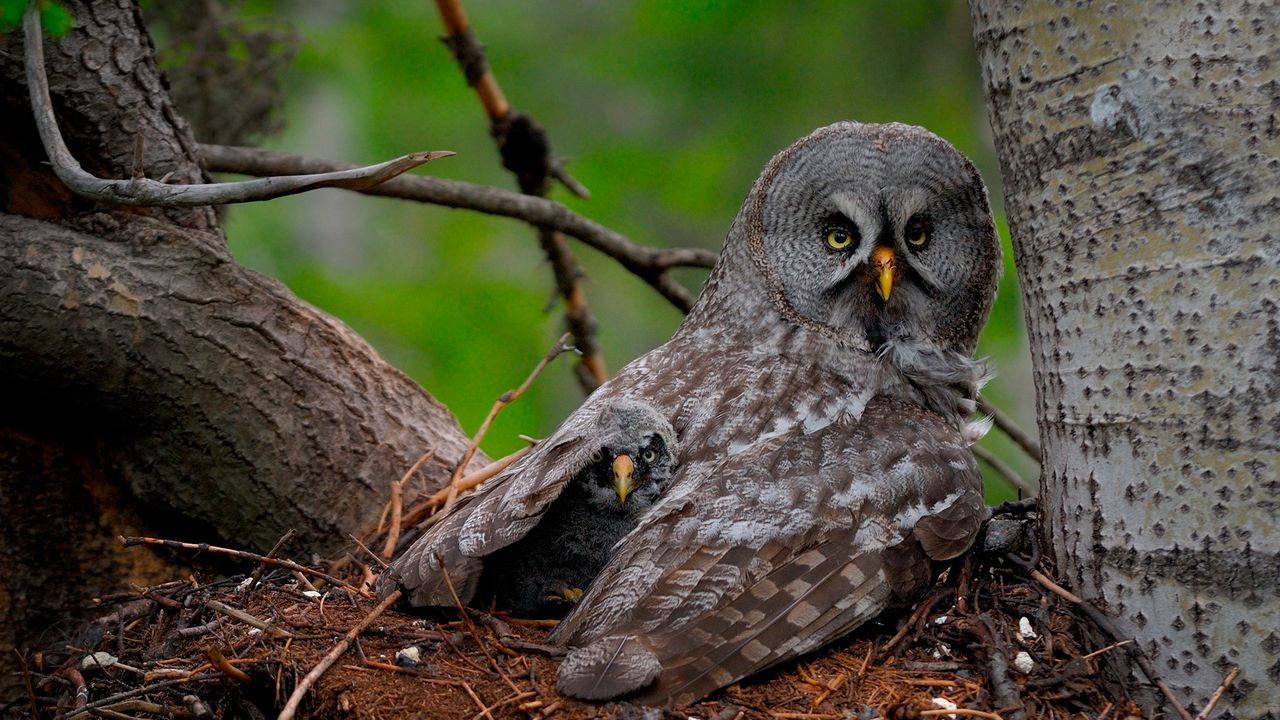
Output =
[
  {"x1": 872, "y1": 246, "x2": 896, "y2": 301},
  {"x1": 612, "y1": 453, "x2": 635, "y2": 504}
]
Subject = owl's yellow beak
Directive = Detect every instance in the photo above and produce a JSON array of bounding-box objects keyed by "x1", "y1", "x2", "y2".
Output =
[
  {"x1": 612, "y1": 453, "x2": 635, "y2": 504},
  {"x1": 872, "y1": 246, "x2": 896, "y2": 301}
]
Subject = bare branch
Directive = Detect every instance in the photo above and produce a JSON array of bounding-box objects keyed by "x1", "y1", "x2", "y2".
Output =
[
  {"x1": 973, "y1": 444, "x2": 1036, "y2": 497},
  {"x1": 977, "y1": 395, "x2": 1042, "y2": 462},
  {"x1": 22, "y1": 4, "x2": 451, "y2": 208},
  {"x1": 198, "y1": 144, "x2": 715, "y2": 312}
]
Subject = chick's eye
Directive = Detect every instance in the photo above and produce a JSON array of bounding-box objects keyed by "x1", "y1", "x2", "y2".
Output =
[
  {"x1": 906, "y1": 218, "x2": 928, "y2": 248},
  {"x1": 825, "y1": 228, "x2": 856, "y2": 251},
  {"x1": 641, "y1": 448, "x2": 658, "y2": 463}
]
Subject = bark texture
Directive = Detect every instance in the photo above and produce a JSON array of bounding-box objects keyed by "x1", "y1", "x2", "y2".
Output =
[
  {"x1": 970, "y1": 1, "x2": 1279, "y2": 715},
  {"x1": 0, "y1": 0, "x2": 480, "y2": 687}
]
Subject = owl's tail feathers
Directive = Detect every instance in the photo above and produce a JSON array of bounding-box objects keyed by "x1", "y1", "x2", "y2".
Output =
[{"x1": 556, "y1": 635, "x2": 662, "y2": 701}]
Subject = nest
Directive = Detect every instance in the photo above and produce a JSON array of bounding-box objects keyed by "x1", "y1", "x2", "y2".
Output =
[{"x1": 7, "y1": 512, "x2": 1140, "y2": 720}]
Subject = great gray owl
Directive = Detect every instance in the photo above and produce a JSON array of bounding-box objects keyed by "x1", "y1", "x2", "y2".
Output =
[
  {"x1": 376, "y1": 400, "x2": 676, "y2": 611},
  {"x1": 380, "y1": 121, "x2": 999, "y2": 706}
]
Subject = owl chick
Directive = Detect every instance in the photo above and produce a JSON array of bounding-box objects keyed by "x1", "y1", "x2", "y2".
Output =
[
  {"x1": 477, "y1": 409, "x2": 676, "y2": 617},
  {"x1": 377, "y1": 400, "x2": 677, "y2": 617}
]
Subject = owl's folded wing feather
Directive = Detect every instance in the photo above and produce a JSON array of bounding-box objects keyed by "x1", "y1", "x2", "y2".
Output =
[
  {"x1": 552, "y1": 397, "x2": 985, "y2": 705},
  {"x1": 377, "y1": 403, "x2": 610, "y2": 606}
]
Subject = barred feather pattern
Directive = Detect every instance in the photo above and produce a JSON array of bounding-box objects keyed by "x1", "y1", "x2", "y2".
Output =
[{"x1": 381, "y1": 121, "x2": 1001, "y2": 705}]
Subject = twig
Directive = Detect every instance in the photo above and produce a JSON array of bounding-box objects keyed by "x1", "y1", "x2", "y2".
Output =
[
  {"x1": 14, "y1": 650, "x2": 39, "y2": 719},
  {"x1": 276, "y1": 590, "x2": 402, "y2": 720},
  {"x1": 347, "y1": 534, "x2": 389, "y2": 570},
  {"x1": 973, "y1": 445, "x2": 1036, "y2": 497},
  {"x1": 919, "y1": 710, "x2": 1005, "y2": 720},
  {"x1": 22, "y1": 4, "x2": 450, "y2": 208},
  {"x1": 120, "y1": 536, "x2": 364, "y2": 595},
  {"x1": 249, "y1": 529, "x2": 296, "y2": 589},
  {"x1": 198, "y1": 144, "x2": 713, "y2": 312},
  {"x1": 393, "y1": 446, "x2": 532, "y2": 544},
  {"x1": 434, "y1": 0, "x2": 606, "y2": 389},
  {"x1": 437, "y1": 559, "x2": 523, "y2": 697},
  {"x1": 1026, "y1": 569, "x2": 1192, "y2": 720},
  {"x1": 1080, "y1": 639, "x2": 1133, "y2": 661},
  {"x1": 175, "y1": 617, "x2": 227, "y2": 638},
  {"x1": 975, "y1": 614, "x2": 1027, "y2": 720},
  {"x1": 1028, "y1": 569, "x2": 1084, "y2": 605},
  {"x1": 201, "y1": 646, "x2": 251, "y2": 683},
  {"x1": 442, "y1": 334, "x2": 572, "y2": 513},
  {"x1": 1194, "y1": 667, "x2": 1239, "y2": 720},
  {"x1": 977, "y1": 396, "x2": 1041, "y2": 462},
  {"x1": 382, "y1": 451, "x2": 435, "y2": 558},
  {"x1": 205, "y1": 600, "x2": 292, "y2": 638}
]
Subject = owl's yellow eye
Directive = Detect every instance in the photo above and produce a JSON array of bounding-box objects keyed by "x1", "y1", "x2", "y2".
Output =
[
  {"x1": 905, "y1": 217, "x2": 928, "y2": 247},
  {"x1": 641, "y1": 448, "x2": 658, "y2": 463},
  {"x1": 826, "y1": 229, "x2": 855, "y2": 250}
]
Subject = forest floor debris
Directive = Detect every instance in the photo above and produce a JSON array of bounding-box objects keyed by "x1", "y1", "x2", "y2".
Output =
[{"x1": 4, "y1": 518, "x2": 1140, "y2": 720}]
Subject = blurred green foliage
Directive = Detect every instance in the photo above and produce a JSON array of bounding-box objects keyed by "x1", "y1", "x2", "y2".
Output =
[
  {"x1": 1, "y1": 1, "x2": 73, "y2": 36},
  {"x1": 194, "y1": 0, "x2": 1036, "y2": 502}
]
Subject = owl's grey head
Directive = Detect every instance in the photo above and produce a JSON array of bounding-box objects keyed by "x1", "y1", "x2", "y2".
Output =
[
  {"x1": 577, "y1": 400, "x2": 677, "y2": 512},
  {"x1": 696, "y1": 122, "x2": 1000, "y2": 359}
]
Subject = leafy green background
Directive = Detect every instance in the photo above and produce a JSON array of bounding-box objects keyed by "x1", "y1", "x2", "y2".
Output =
[{"x1": 172, "y1": 1, "x2": 1036, "y2": 501}]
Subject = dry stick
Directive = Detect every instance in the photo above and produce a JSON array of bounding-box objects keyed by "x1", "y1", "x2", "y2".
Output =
[
  {"x1": 436, "y1": 559, "x2": 524, "y2": 697},
  {"x1": 1026, "y1": 568, "x2": 1193, "y2": 720},
  {"x1": 249, "y1": 529, "x2": 297, "y2": 589},
  {"x1": 975, "y1": 614, "x2": 1027, "y2": 720},
  {"x1": 201, "y1": 646, "x2": 251, "y2": 683},
  {"x1": 382, "y1": 450, "x2": 435, "y2": 558},
  {"x1": 973, "y1": 445, "x2": 1036, "y2": 497},
  {"x1": 21, "y1": 4, "x2": 451, "y2": 208},
  {"x1": 442, "y1": 334, "x2": 573, "y2": 513},
  {"x1": 348, "y1": 534, "x2": 389, "y2": 570},
  {"x1": 1194, "y1": 666, "x2": 1239, "y2": 720},
  {"x1": 276, "y1": 590, "x2": 402, "y2": 720},
  {"x1": 977, "y1": 396, "x2": 1041, "y2": 462},
  {"x1": 199, "y1": 144, "x2": 714, "y2": 312},
  {"x1": 13, "y1": 650, "x2": 39, "y2": 719},
  {"x1": 414, "y1": 445, "x2": 533, "y2": 521},
  {"x1": 205, "y1": 600, "x2": 293, "y2": 638},
  {"x1": 120, "y1": 536, "x2": 365, "y2": 596},
  {"x1": 434, "y1": 0, "x2": 608, "y2": 391}
]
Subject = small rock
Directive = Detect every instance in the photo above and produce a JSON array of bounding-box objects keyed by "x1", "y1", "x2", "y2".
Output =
[
  {"x1": 302, "y1": 590, "x2": 322, "y2": 599},
  {"x1": 395, "y1": 646, "x2": 421, "y2": 667},
  {"x1": 1013, "y1": 651, "x2": 1034, "y2": 674},
  {"x1": 934, "y1": 614, "x2": 949, "y2": 625},
  {"x1": 931, "y1": 696, "x2": 959, "y2": 719},
  {"x1": 1017, "y1": 616, "x2": 1037, "y2": 642},
  {"x1": 80, "y1": 651, "x2": 117, "y2": 670}
]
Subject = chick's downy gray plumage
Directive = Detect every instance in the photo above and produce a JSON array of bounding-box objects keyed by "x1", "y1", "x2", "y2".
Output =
[
  {"x1": 476, "y1": 406, "x2": 676, "y2": 617},
  {"x1": 376, "y1": 400, "x2": 676, "y2": 614},
  {"x1": 382, "y1": 122, "x2": 1001, "y2": 706}
]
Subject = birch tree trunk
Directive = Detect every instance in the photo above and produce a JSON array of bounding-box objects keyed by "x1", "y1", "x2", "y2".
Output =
[{"x1": 970, "y1": 1, "x2": 1279, "y2": 715}]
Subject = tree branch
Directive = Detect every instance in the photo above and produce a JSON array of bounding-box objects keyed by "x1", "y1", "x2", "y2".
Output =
[
  {"x1": 977, "y1": 395, "x2": 1042, "y2": 462},
  {"x1": 22, "y1": 3, "x2": 452, "y2": 207},
  {"x1": 198, "y1": 144, "x2": 715, "y2": 312},
  {"x1": 973, "y1": 444, "x2": 1036, "y2": 497}
]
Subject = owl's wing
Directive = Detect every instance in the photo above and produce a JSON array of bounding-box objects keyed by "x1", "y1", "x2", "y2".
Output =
[
  {"x1": 552, "y1": 396, "x2": 985, "y2": 705},
  {"x1": 376, "y1": 403, "x2": 613, "y2": 607}
]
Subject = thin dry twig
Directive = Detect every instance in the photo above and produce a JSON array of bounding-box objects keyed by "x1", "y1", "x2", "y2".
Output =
[
  {"x1": 249, "y1": 529, "x2": 296, "y2": 589},
  {"x1": 973, "y1": 445, "x2": 1035, "y2": 497},
  {"x1": 977, "y1": 396, "x2": 1041, "y2": 462},
  {"x1": 441, "y1": 334, "x2": 572, "y2": 513},
  {"x1": 436, "y1": 559, "x2": 523, "y2": 697},
  {"x1": 120, "y1": 536, "x2": 365, "y2": 595},
  {"x1": 198, "y1": 144, "x2": 714, "y2": 312},
  {"x1": 382, "y1": 450, "x2": 435, "y2": 558},
  {"x1": 276, "y1": 590, "x2": 402, "y2": 720},
  {"x1": 205, "y1": 600, "x2": 293, "y2": 638},
  {"x1": 22, "y1": 4, "x2": 450, "y2": 208},
  {"x1": 1194, "y1": 666, "x2": 1239, "y2": 720}
]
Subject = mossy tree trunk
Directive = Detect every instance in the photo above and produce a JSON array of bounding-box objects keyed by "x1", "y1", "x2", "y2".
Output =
[{"x1": 970, "y1": 1, "x2": 1279, "y2": 715}]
